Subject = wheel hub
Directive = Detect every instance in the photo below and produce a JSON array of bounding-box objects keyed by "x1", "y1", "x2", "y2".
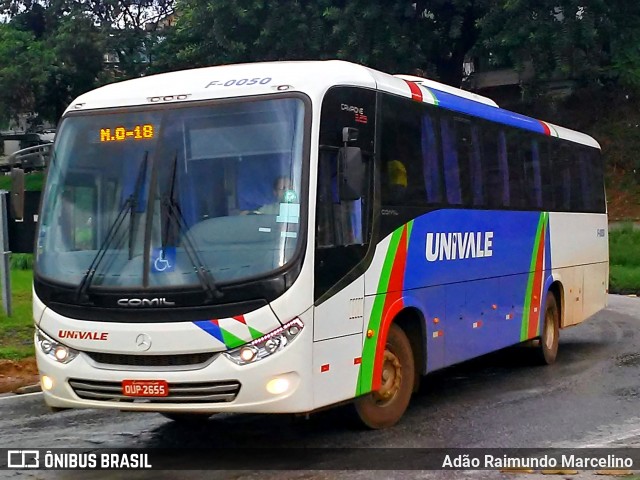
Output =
[
  {"x1": 373, "y1": 350, "x2": 402, "y2": 405},
  {"x1": 544, "y1": 308, "x2": 555, "y2": 350}
]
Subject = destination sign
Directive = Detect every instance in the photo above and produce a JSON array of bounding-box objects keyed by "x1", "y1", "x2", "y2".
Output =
[{"x1": 99, "y1": 124, "x2": 155, "y2": 142}]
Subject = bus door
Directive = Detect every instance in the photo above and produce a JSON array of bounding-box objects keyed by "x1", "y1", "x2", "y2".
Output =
[{"x1": 314, "y1": 86, "x2": 375, "y2": 341}]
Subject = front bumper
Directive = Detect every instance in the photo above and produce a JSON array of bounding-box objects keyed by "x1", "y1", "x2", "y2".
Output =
[{"x1": 36, "y1": 320, "x2": 314, "y2": 414}]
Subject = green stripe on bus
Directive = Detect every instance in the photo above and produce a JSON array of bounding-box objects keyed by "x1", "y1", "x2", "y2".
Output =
[
  {"x1": 520, "y1": 213, "x2": 546, "y2": 341},
  {"x1": 357, "y1": 226, "x2": 405, "y2": 394},
  {"x1": 423, "y1": 87, "x2": 439, "y2": 106},
  {"x1": 221, "y1": 329, "x2": 246, "y2": 349},
  {"x1": 248, "y1": 326, "x2": 263, "y2": 340}
]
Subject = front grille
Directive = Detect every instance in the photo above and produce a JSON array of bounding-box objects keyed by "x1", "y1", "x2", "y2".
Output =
[
  {"x1": 69, "y1": 378, "x2": 241, "y2": 403},
  {"x1": 84, "y1": 351, "x2": 216, "y2": 369}
]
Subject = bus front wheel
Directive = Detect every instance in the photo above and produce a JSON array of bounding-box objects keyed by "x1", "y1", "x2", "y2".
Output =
[
  {"x1": 354, "y1": 323, "x2": 414, "y2": 429},
  {"x1": 537, "y1": 291, "x2": 560, "y2": 365}
]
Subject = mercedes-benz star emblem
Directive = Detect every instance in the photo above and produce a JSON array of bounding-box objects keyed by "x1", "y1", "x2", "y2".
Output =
[{"x1": 135, "y1": 333, "x2": 152, "y2": 351}]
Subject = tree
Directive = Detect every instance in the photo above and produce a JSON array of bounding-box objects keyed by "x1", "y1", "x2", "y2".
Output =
[
  {"x1": 153, "y1": 0, "x2": 486, "y2": 85},
  {"x1": 38, "y1": 14, "x2": 104, "y2": 120},
  {"x1": 2, "y1": 0, "x2": 176, "y2": 79},
  {"x1": 0, "y1": 23, "x2": 51, "y2": 121},
  {"x1": 475, "y1": 0, "x2": 640, "y2": 91},
  {"x1": 153, "y1": 0, "x2": 333, "y2": 72}
]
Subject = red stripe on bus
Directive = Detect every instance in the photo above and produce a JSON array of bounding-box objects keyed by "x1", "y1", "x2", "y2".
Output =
[
  {"x1": 527, "y1": 224, "x2": 546, "y2": 338},
  {"x1": 539, "y1": 121, "x2": 551, "y2": 136},
  {"x1": 404, "y1": 80, "x2": 423, "y2": 102},
  {"x1": 371, "y1": 226, "x2": 409, "y2": 391}
]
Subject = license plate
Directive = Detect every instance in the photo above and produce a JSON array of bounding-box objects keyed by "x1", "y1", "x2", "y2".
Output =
[{"x1": 122, "y1": 380, "x2": 169, "y2": 397}]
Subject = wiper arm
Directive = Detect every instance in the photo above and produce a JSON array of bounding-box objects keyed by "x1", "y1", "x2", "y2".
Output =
[
  {"x1": 161, "y1": 153, "x2": 222, "y2": 301},
  {"x1": 75, "y1": 153, "x2": 148, "y2": 302}
]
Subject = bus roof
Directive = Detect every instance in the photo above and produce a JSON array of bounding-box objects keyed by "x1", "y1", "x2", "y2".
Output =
[{"x1": 67, "y1": 60, "x2": 600, "y2": 149}]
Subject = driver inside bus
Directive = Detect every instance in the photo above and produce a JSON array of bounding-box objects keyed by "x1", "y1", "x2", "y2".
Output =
[{"x1": 242, "y1": 176, "x2": 294, "y2": 215}]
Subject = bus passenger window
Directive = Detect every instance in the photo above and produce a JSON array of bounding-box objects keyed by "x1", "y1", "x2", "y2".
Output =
[
  {"x1": 385, "y1": 156, "x2": 408, "y2": 204},
  {"x1": 506, "y1": 131, "x2": 525, "y2": 208},
  {"x1": 483, "y1": 126, "x2": 504, "y2": 209},
  {"x1": 422, "y1": 114, "x2": 442, "y2": 204},
  {"x1": 540, "y1": 140, "x2": 555, "y2": 211},
  {"x1": 498, "y1": 131, "x2": 510, "y2": 207},
  {"x1": 440, "y1": 117, "x2": 462, "y2": 205},
  {"x1": 470, "y1": 125, "x2": 485, "y2": 206},
  {"x1": 380, "y1": 95, "x2": 428, "y2": 207},
  {"x1": 531, "y1": 140, "x2": 543, "y2": 208}
]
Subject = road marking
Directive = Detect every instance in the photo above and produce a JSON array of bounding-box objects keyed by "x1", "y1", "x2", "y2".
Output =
[{"x1": 0, "y1": 392, "x2": 43, "y2": 403}]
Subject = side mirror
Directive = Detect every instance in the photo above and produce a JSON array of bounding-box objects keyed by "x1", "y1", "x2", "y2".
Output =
[
  {"x1": 10, "y1": 168, "x2": 25, "y2": 221},
  {"x1": 338, "y1": 146, "x2": 364, "y2": 201}
]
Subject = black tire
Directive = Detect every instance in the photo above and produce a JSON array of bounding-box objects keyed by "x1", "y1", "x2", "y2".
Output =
[
  {"x1": 354, "y1": 323, "x2": 415, "y2": 429},
  {"x1": 160, "y1": 412, "x2": 212, "y2": 423},
  {"x1": 537, "y1": 291, "x2": 560, "y2": 365}
]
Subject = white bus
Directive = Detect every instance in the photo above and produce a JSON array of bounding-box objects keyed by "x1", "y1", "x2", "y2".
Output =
[{"x1": 34, "y1": 61, "x2": 608, "y2": 428}]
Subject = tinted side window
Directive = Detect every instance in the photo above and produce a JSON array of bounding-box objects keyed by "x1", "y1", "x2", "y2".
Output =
[
  {"x1": 470, "y1": 125, "x2": 485, "y2": 207},
  {"x1": 380, "y1": 95, "x2": 427, "y2": 206},
  {"x1": 588, "y1": 149, "x2": 606, "y2": 213},
  {"x1": 422, "y1": 112, "x2": 443, "y2": 204},
  {"x1": 506, "y1": 131, "x2": 526, "y2": 208},
  {"x1": 440, "y1": 116, "x2": 463, "y2": 205},
  {"x1": 577, "y1": 147, "x2": 606, "y2": 213},
  {"x1": 483, "y1": 125, "x2": 505, "y2": 208},
  {"x1": 540, "y1": 139, "x2": 555, "y2": 211}
]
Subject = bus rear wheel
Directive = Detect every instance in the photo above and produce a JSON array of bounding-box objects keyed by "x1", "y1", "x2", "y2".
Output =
[
  {"x1": 354, "y1": 323, "x2": 414, "y2": 429},
  {"x1": 537, "y1": 291, "x2": 560, "y2": 365}
]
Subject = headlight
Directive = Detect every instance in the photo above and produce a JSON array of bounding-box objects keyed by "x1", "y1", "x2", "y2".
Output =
[
  {"x1": 35, "y1": 328, "x2": 79, "y2": 364},
  {"x1": 224, "y1": 318, "x2": 303, "y2": 365}
]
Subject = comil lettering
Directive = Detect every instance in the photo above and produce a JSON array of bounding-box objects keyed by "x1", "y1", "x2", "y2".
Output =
[{"x1": 426, "y1": 231, "x2": 493, "y2": 261}]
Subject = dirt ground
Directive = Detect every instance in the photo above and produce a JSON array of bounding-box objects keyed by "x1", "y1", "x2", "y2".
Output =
[
  {"x1": 606, "y1": 169, "x2": 640, "y2": 221},
  {"x1": 0, "y1": 357, "x2": 39, "y2": 394}
]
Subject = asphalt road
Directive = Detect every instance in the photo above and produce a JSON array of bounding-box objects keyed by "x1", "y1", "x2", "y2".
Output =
[{"x1": 1, "y1": 295, "x2": 639, "y2": 479}]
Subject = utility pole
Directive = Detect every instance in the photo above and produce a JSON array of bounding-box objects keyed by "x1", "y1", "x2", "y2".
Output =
[{"x1": 0, "y1": 190, "x2": 12, "y2": 316}]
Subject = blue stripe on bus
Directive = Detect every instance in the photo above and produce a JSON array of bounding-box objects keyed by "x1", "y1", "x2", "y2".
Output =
[
  {"x1": 428, "y1": 88, "x2": 547, "y2": 135},
  {"x1": 401, "y1": 209, "x2": 550, "y2": 371}
]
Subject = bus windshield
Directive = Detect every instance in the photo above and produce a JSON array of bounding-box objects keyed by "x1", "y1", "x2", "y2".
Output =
[{"x1": 36, "y1": 97, "x2": 306, "y2": 291}]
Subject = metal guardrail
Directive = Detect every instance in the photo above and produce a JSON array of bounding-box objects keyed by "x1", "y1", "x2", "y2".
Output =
[{"x1": 1, "y1": 143, "x2": 52, "y2": 172}]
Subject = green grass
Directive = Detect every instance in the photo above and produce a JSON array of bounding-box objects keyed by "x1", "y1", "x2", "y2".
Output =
[
  {"x1": 0, "y1": 172, "x2": 44, "y2": 191},
  {"x1": 0, "y1": 267, "x2": 34, "y2": 359},
  {"x1": 609, "y1": 223, "x2": 640, "y2": 293}
]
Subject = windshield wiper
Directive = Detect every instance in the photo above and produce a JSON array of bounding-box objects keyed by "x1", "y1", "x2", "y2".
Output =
[
  {"x1": 75, "y1": 153, "x2": 148, "y2": 302},
  {"x1": 161, "y1": 152, "x2": 222, "y2": 301}
]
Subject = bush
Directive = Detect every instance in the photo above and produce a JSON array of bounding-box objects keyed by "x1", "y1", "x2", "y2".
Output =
[
  {"x1": 609, "y1": 223, "x2": 640, "y2": 292},
  {"x1": 10, "y1": 253, "x2": 33, "y2": 270}
]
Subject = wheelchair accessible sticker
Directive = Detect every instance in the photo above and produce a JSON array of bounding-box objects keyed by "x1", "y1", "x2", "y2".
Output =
[{"x1": 151, "y1": 247, "x2": 176, "y2": 273}]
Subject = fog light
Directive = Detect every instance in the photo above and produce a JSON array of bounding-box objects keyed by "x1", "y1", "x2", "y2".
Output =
[
  {"x1": 266, "y1": 377, "x2": 290, "y2": 395},
  {"x1": 41, "y1": 375, "x2": 54, "y2": 391},
  {"x1": 239, "y1": 346, "x2": 258, "y2": 363}
]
